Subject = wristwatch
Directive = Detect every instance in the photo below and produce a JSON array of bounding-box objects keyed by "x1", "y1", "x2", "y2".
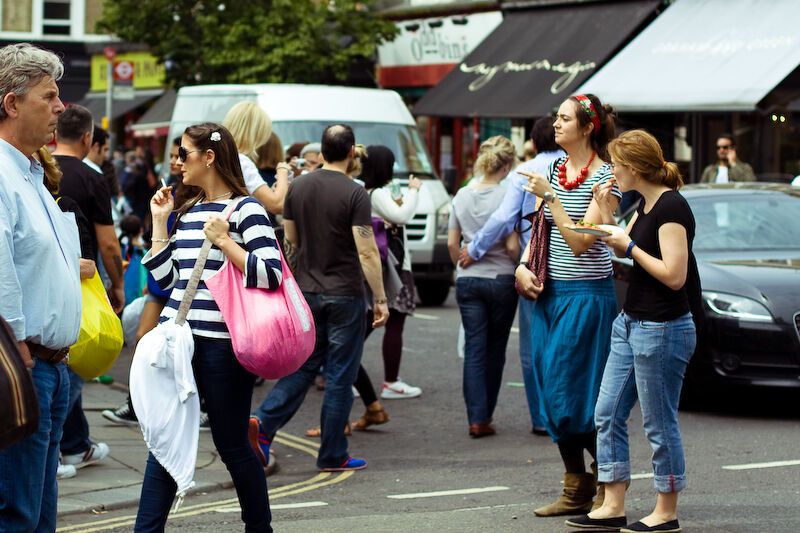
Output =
[{"x1": 543, "y1": 191, "x2": 556, "y2": 203}]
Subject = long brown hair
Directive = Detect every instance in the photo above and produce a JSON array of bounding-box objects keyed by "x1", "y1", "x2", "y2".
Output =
[
  {"x1": 608, "y1": 129, "x2": 683, "y2": 190},
  {"x1": 37, "y1": 146, "x2": 62, "y2": 195},
  {"x1": 174, "y1": 123, "x2": 249, "y2": 220}
]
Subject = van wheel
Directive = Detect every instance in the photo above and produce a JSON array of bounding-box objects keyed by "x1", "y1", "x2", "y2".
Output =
[{"x1": 417, "y1": 281, "x2": 450, "y2": 306}]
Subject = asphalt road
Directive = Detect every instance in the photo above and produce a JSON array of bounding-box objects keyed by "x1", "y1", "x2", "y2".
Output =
[{"x1": 59, "y1": 290, "x2": 800, "y2": 532}]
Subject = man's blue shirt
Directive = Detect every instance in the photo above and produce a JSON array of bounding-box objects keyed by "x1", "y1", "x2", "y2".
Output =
[
  {"x1": 467, "y1": 150, "x2": 564, "y2": 260},
  {"x1": 0, "y1": 139, "x2": 82, "y2": 348}
]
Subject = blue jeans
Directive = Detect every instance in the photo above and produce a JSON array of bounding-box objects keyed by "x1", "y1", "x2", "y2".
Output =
[
  {"x1": 0, "y1": 361, "x2": 70, "y2": 532},
  {"x1": 60, "y1": 367, "x2": 91, "y2": 455},
  {"x1": 595, "y1": 312, "x2": 696, "y2": 493},
  {"x1": 517, "y1": 297, "x2": 544, "y2": 429},
  {"x1": 254, "y1": 293, "x2": 366, "y2": 469},
  {"x1": 135, "y1": 337, "x2": 271, "y2": 532},
  {"x1": 456, "y1": 275, "x2": 518, "y2": 425}
]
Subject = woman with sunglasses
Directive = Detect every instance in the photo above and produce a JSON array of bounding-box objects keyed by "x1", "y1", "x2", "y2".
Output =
[
  {"x1": 567, "y1": 130, "x2": 697, "y2": 533},
  {"x1": 516, "y1": 94, "x2": 619, "y2": 517},
  {"x1": 137, "y1": 123, "x2": 282, "y2": 532}
]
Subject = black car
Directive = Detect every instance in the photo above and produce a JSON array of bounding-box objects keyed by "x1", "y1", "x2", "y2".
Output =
[{"x1": 612, "y1": 183, "x2": 800, "y2": 401}]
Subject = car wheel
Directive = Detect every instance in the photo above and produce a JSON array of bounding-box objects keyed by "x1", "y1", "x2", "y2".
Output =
[{"x1": 417, "y1": 281, "x2": 450, "y2": 306}]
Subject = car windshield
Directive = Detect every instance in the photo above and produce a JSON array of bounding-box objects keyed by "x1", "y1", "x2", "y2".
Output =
[
  {"x1": 273, "y1": 121, "x2": 434, "y2": 176},
  {"x1": 688, "y1": 192, "x2": 800, "y2": 252}
]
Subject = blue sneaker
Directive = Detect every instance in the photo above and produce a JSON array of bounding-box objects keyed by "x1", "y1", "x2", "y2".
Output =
[
  {"x1": 320, "y1": 456, "x2": 367, "y2": 472},
  {"x1": 248, "y1": 416, "x2": 270, "y2": 468}
]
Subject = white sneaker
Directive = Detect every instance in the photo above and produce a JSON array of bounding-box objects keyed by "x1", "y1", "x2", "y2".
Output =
[
  {"x1": 381, "y1": 379, "x2": 422, "y2": 399},
  {"x1": 62, "y1": 442, "x2": 110, "y2": 469},
  {"x1": 57, "y1": 463, "x2": 76, "y2": 480},
  {"x1": 199, "y1": 411, "x2": 210, "y2": 432}
]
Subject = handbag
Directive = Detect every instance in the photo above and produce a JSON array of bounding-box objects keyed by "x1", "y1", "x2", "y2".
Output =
[
  {"x1": 515, "y1": 197, "x2": 550, "y2": 300},
  {"x1": 69, "y1": 271, "x2": 124, "y2": 380},
  {"x1": 205, "y1": 200, "x2": 316, "y2": 380},
  {"x1": 371, "y1": 216, "x2": 389, "y2": 262},
  {"x1": 0, "y1": 315, "x2": 39, "y2": 449}
]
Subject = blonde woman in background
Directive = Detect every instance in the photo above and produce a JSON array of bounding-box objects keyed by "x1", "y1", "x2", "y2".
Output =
[
  {"x1": 223, "y1": 101, "x2": 291, "y2": 215},
  {"x1": 448, "y1": 136, "x2": 519, "y2": 438}
]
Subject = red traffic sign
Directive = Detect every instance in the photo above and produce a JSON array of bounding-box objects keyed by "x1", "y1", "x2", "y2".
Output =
[
  {"x1": 112, "y1": 60, "x2": 135, "y2": 82},
  {"x1": 103, "y1": 47, "x2": 116, "y2": 61}
]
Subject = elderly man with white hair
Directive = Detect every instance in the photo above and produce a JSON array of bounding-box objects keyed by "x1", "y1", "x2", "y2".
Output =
[{"x1": 0, "y1": 43, "x2": 82, "y2": 531}]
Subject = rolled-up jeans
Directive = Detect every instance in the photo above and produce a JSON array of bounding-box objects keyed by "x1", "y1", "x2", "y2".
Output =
[{"x1": 595, "y1": 312, "x2": 695, "y2": 493}]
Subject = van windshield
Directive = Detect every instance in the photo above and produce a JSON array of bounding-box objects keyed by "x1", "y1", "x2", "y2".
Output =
[{"x1": 273, "y1": 121, "x2": 434, "y2": 176}]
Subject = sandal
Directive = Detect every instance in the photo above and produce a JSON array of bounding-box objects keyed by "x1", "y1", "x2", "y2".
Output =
[
  {"x1": 352, "y1": 405, "x2": 390, "y2": 431},
  {"x1": 304, "y1": 424, "x2": 352, "y2": 438}
]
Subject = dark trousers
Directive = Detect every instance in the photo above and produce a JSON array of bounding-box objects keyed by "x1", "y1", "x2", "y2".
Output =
[
  {"x1": 254, "y1": 293, "x2": 366, "y2": 469},
  {"x1": 456, "y1": 275, "x2": 518, "y2": 425},
  {"x1": 134, "y1": 337, "x2": 271, "y2": 533},
  {"x1": 352, "y1": 309, "x2": 407, "y2": 406},
  {"x1": 60, "y1": 368, "x2": 91, "y2": 455}
]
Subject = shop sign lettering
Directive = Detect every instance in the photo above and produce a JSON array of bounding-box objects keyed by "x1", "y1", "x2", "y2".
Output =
[{"x1": 460, "y1": 59, "x2": 596, "y2": 93}]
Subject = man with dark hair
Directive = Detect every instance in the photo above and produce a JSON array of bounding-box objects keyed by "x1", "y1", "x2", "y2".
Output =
[
  {"x1": 0, "y1": 42, "x2": 81, "y2": 532},
  {"x1": 52, "y1": 104, "x2": 119, "y2": 473},
  {"x1": 251, "y1": 123, "x2": 389, "y2": 472},
  {"x1": 84, "y1": 125, "x2": 109, "y2": 173},
  {"x1": 458, "y1": 116, "x2": 564, "y2": 435},
  {"x1": 700, "y1": 134, "x2": 756, "y2": 183}
]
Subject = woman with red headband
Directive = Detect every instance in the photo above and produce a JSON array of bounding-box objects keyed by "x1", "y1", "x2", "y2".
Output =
[{"x1": 516, "y1": 93, "x2": 619, "y2": 517}]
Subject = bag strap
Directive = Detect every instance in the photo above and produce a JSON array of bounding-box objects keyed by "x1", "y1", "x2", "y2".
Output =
[{"x1": 174, "y1": 199, "x2": 241, "y2": 326}]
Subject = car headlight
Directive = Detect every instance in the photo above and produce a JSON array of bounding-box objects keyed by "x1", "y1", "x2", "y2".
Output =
[
  {"x1": 436, "y1": 203, "x2": 450, "y2": 238},
  {"x1": 702, "y1": 291, "x2": 774, "y2": 322}
]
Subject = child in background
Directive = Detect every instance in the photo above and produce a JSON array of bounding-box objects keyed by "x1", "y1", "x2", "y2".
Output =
[{"x1": 119, "y1": 215, "x2": 147, "y2": 306}]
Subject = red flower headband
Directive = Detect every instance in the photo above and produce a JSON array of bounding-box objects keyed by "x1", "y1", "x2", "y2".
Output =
[{"x1": 574, "y1": 94, "x2": 601, "y2": 136}]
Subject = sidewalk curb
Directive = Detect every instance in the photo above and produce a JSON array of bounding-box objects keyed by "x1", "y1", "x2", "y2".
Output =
[
  {"x1": 57, "y1": 479, "x2": 234, "y2": 518},
  {"x1": 57, "y1": 462, "x2": 278, "y2": 518}
]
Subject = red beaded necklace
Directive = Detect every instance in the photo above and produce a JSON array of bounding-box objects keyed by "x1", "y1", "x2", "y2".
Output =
[{"x1": 557, "y1": 152, "x2": 596, "y2": 190}]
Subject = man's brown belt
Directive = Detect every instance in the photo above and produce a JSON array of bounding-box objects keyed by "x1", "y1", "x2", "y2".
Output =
[{"x1": 26, "y1": 342, "x2": 69, "y2": 364}]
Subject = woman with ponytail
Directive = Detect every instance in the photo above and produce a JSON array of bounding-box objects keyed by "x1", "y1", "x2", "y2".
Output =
[
  {"x1": 567, "y1": 129, "x2": 697, "y2": 533},
  {"x1": 516, "y1": 94, "x2": 619, "y2": 517}
]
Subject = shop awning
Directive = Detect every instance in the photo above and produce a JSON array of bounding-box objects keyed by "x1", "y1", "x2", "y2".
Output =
[
  {"x1": 130, "y1": 89, "x2": 177, "y2": 137},
  {"x1": 412, "y1": 0, "x2": 660, "y2": 118},
  {"x1": 76, "y1": 89, "x2": 163, "y2": 123},
  {"x1": 577, "y1": 0, "x2": 800, "y2": 112}
]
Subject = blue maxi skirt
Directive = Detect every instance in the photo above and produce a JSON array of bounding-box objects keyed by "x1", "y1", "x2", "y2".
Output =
[{"x1": 529, "y1": 278, "x2": 616, "y2": 442}]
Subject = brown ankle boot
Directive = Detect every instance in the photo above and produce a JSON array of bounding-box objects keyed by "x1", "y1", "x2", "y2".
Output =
[
  {"x1": 533, "y1": 473, "x2": 596, "y2": 517},
  {"x1": 352, "y1": 403, "x2": 390, "y2": 430}
]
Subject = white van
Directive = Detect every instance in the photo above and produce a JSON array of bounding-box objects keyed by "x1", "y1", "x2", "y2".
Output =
[{"x1": 167, "y1": 84, "x2": 453, "y2": 305}]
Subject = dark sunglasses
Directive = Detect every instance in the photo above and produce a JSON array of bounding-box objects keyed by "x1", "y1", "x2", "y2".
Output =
[{"x1": 177, "y1": 146, "x2": 203, "y2": 161}]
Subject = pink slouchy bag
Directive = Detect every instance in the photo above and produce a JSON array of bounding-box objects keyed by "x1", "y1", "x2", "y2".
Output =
[{"x1": 205, "y1": 202, "x2": 315, "y2": 380}]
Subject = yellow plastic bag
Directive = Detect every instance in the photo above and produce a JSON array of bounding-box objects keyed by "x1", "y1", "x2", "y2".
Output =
[{"x1": 69, "y1": 272, "x2": 124, "y2": 380}]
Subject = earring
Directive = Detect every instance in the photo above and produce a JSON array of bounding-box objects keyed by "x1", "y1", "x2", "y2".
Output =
[{"x1": 206, "y1": 163, "x2": 210, "y2": 168}]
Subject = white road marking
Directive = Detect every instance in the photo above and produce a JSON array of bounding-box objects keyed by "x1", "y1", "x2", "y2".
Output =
[
  {"x1": 630, "y1": 473, "x2": 654, "y2": 480},
  {"x1": 387, "y1": 486, "x2": 509, "y2": 499},
  {"x1": 412, "y1": 313, "x2": 440, "y2": 321},
  {"x1": 214, "y1": 501, "x2": 328, "y2": 513},
  {"x1": 722, "y1": 459, "x2": 800, "y2": 470}
]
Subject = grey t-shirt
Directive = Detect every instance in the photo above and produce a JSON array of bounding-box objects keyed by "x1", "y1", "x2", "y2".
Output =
[{"x1": 449, "y1": 183, "x2": 516, "y2": 279}]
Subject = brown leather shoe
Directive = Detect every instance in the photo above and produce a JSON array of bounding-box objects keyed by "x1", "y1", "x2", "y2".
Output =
[
  {"x1": 468, "y1": 423, "x2": 496, "y2": 438},
  {"x1": 352, "y1": 402, "x2": 390, "y2": 431}
]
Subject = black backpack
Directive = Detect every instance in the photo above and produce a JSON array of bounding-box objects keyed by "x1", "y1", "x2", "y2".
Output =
[{"x1": 0, "y1": 316, "x2": 39, "y2": 449}]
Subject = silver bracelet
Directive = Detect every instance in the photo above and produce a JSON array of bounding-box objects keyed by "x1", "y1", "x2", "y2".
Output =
[{"x1": 151, "y1": 238, "x2": 170, "y2": 243}]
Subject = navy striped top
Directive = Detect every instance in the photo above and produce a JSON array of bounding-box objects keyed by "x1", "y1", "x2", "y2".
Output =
[
  {"x1": 142, "y1": 197, "x2": 282, "y2": 338},
  {"x1": 544, "y1": 156, "x2": 621, "y2": 280}
]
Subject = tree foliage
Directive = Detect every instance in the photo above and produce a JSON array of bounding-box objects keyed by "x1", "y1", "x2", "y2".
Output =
[{"x1": 97, "y1": 0, "x2": 398, "y2": 87}]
